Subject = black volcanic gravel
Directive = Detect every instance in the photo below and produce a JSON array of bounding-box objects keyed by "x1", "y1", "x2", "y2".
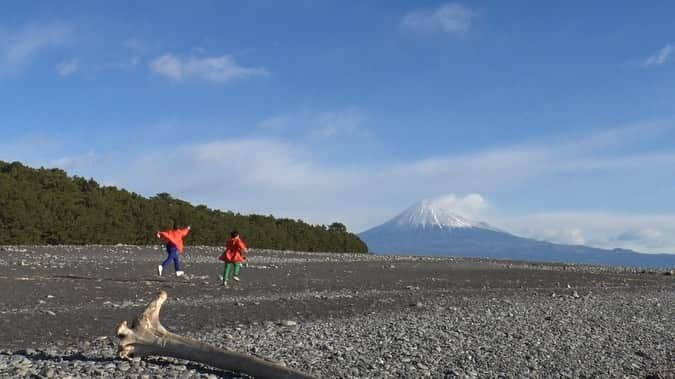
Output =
[{"x1": 0, "y1": 245, "x2": 673, "y2": 378}]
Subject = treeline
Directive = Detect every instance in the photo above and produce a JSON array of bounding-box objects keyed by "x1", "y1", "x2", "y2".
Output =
[{"x1": 0, "y1": 161, "x2": 368, "y2": 253}]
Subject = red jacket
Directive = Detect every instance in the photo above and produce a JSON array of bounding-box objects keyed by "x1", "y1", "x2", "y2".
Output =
[
  {"x1": 157, "y1": 228, "x2": 190, "y2": 253},
  {"x1": 219, "y1": 236, "x2": 247, "y2": 263}
]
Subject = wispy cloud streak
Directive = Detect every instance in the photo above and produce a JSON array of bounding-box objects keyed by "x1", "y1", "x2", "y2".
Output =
[
  {"x1": 149, "y1": 53, "x2": 268, "y2": 83},
  {"x1": 401, "y1": 3, "x2": 475, "y2": 34},
  {"x1": 56, "y1": 59, "x2": 78, "y2": 76},
  {"x1": 644, "y1": 44, "x2": 672, "y2": 66},
  {"x1": 0, "y1": 23, "x2": 69, "y2": 76}
]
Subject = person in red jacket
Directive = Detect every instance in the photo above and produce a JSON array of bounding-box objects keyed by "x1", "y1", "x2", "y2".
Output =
[
  {"x1": 218, "y1": 230, "x2": 248, "y2": 286},
  {"x1": 156, "y1": 223, "x2": 191, "y2": 277}
]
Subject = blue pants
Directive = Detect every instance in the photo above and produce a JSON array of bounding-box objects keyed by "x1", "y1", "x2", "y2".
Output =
[{"x1": 161, "y1": 244, "x2": 181, "y2": 272}]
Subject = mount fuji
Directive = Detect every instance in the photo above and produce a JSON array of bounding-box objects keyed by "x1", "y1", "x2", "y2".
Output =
[{"x1": 359, "y1": 200, "x2": 675, "y2": 268}]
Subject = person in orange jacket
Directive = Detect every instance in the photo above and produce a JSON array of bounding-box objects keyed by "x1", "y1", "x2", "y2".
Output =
[
  {"x1": 218, "y1": 230, "x2": 248, "y2": 286},
  {"x1": 156, "y1": 222, "x2": 191, "y2": 277}
]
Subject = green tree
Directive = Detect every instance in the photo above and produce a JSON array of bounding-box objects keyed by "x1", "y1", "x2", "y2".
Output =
[
  {"x1": 0, "y1": 160, "x2": 369, "y2": 253},
  {"x1": 328, "y1": 222, "x2": 347, "y2": 233}
]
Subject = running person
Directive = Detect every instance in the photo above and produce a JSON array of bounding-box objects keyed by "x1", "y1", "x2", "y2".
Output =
[
  {"x1": 219, "y1": 230, "x2": 248, "y2": 286},
  {"x1": 156, "y1": 223, "x2": 191, "y2": 277}
]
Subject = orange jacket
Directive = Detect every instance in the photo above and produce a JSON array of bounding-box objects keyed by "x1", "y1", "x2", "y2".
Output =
[
  {"x1": 219, "y1": 236, "x2": 247, "y2": 263},
  {"x1": 157, "y1": 227, "x2": 190, "y2": 253}
]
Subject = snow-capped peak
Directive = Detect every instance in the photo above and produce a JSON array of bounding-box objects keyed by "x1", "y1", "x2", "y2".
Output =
[{"x1": 389, "y1": 199, "x2": 495, "y2": 230}]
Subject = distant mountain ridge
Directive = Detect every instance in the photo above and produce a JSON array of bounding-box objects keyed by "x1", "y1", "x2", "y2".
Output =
[{"x1": 360, "y1": 200, "x2": 675, "y2": 268}]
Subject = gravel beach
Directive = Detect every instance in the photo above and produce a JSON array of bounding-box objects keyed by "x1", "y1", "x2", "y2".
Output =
[{"x1": 0, "y1": 245, "x2": 673, "y2": 378}]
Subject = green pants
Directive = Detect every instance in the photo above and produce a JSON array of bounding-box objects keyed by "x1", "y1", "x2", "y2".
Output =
[{"x1": 222, "y1": 263, "x2": 241, "y2": 282}]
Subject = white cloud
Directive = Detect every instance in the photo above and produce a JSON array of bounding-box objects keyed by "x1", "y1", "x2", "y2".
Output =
[
  {"x1": 393, "y1": 147, "x2": 547, "y2": 191},
  {"x1": 11, "y1": 117, "x2": 675, "y2": 250},
  {"x1": 149, "y1": 53, "x2": 268, "y2": 83},
  {"x1": 427, "y1": 193, "x2": 487, "y2": 220},
  {"x1": 95, "y1": 57, "x2": 140, "y2": 71},
  {"x1": 537, "y1": 227, "x2": 586, "y2": 246},
  {"x1": 312, "y1": 109, "x2": 367, "y2": 138},
  {"x1": 613, "y1": 228, "x2": 666, "y2": 250},
  {"x1": 644, "y1": 44, "x2": 672, "y2": 66},
  {"x1": 616, "y1": 228, "x2": 662, "y2": 242},
  {"x1": 258, "y1": 109, "x2": 368, "y2": 139},
  {"x1": 109, "y1": 130, "x2": 675, "y2": 252},
  {"x1": 48, "y1": 150, "x2": 102, "y2": 172},
  {"x1": 89, "y1": 38, "x2": 145, "y2": 72},
  {"x1": 108, "y1": 121, "x2": 663, "y2": 232},
  {"x1": 0, "y1": 23, "x2": 68, "y2": 76},
  {"x1": 187, "y1": 139, "x2": 325, "y2": 192},
  {"x1": 401, "y1": 3, "x2": 475, "y2": 34},
  {"x1": 110, "y1": 137, "x2": 373, "y2": 229},
  {"x1": 258, "y1": 114, "x2": 292, "y2": 131},
  {"x1": 56, "y1": 59, "x2": 78, "y2": 76},
  {"x1": 122, "y1": 38, "x2": 146, "y2": 53},
  {"x1": 128, "y1": 138, "x2": 343, "y2": 195},
  {"x1": 392, "y1": 120, "x2": 675, "y2": 194},
  {"x1": 495, "y1": 212, "x2": 675, "y2": 253}
]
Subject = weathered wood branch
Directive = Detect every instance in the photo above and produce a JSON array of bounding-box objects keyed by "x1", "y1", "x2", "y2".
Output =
[{"x1": 116, "y1": 290, "x2": 316, "y2": 379}]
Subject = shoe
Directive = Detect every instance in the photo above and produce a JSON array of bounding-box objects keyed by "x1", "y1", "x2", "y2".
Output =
[
  {"x1": 233, "y1": 276, "x2": 240, "y2": 282},
  {"x1": 157, "y1": 265, "x2": 163, "y2": 276},
  {"x1": 176, "y1": 271, "x2": 185, "y2": 277},
  {"x1": 222, "y1": 281, "x2": 228, "y2": 287}
]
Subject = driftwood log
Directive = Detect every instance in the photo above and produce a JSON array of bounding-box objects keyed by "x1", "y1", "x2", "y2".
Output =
[{"x1": 116, "y1": 290, "x2": 317, "y2": 379}]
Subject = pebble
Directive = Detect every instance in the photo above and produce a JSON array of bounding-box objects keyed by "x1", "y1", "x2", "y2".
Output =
[
  {"x1": 117, "y1": 361, "x2": 130, "y2": 371},
  {"x1": 0, "y1": 246, "x2": 673, "y2": 378}
]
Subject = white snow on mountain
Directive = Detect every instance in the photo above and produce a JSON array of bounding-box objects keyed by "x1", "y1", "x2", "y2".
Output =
[{"x1": 388, "y1": 197, "x2": 498, "y2": 231}]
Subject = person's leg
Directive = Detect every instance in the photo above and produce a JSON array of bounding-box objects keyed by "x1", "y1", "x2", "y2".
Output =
[
  {"x1": 161, "y1": 245, "x2": 173, "y2": 267},
  {"x1": 164, "y1": 246, "x2": 183, "y2": 276},
  {"x1": 233, "y1": 263, "x2": 242, "y2": 281},
  {"x1": 173, "y1": 252, "x2": 181, "y2": 272},
  {"x1": 223, "y1": 263, "x2": 232, "y2": 283},
  {"x1": 160, "y1": 255, "x2": 172, "y2": 267},
  {"x1": 158, "y1": 245, "x2": 172, "y2": 276}
]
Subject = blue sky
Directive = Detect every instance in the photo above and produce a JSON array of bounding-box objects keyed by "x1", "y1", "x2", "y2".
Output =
[{"x1": 2, "y1": 1, "x2": 675, "y2": 253}]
